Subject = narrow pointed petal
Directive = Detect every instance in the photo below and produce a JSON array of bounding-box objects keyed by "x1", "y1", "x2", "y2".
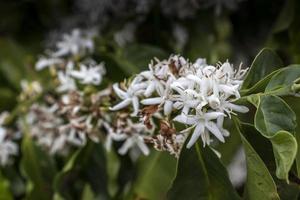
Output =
[
  {"x1": 110, "y1": 99, "x2": 131, "y2": 111},
  {"x1": 227, "y1": 103, "x2": 249, "y2": 113},
  {"x1": 141, "y1": 97, "x2": 163, "y2": 105},
  {"x1": 118, "y1": 139, "x2": 134, "y2": 155},
  {"x1": 164, "y1": 100, "x2": 173, "y2": 115},
  {"x1": 113, "y1": 83, "x2": 127, "y2": 99},
  {"x1": 182, "y1": 106, "x2": 190, "y2": 115},
  {"x1": 217, "y1": 115, "x2": 224, "y2": 128},
  {"x1": 131, "y1": 96, "x2": 139, "y2": 116},
  {"x1": 136, "y1": 137, "x2": 150, "y2": 155},
  {"x1": 173, "y1": 114, "x2": 197, "y2": 125},
  {"x1": 205, "y1": 121, "x2": 225, "y2": 142},
  {"x1": 144, "y1": 82, "x2": 156, "y2": 97},
  {"x1": 186, "y1": 74, "x2": 202, "y2": 84},
  {"x1": 187, "y1": 123, "x2": 204, "y2": 148},
  {"x1": 204, "y1": 112, "x2": 225, "y2": 121}
]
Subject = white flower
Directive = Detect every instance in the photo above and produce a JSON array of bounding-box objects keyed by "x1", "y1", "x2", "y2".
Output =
[
  {"x1": 0, "y1": 113, "x2": 18, "y2": 166},
  {"x1": 70, "y1": 62, "x2": 106, "y2": 85},
  {"x1": 52, "y1": 29, "x2": 94, "y2": 57},
  {"x1": 0, "y1": 128, "x2": 18, "y2": 166},
  {"x1": 110, "y1": 78, "x2": 146, "y2": 116},
  {"x1": 117, "y1": 133, "x2": 150, "y2": 156},
  {"x1": 35, "y1": 57, "x2": 63, "y2": 70},
  {"x1": 139, "y1": 70, "x2": 164, "y2": 97},
  {"x1": 173, "y1": 111, "x2": 225, "y2": 148},
  {"x1": 56, "y1": 72, "x2": 77, "y2": 92},
  {"x1": 141, "y1": 78, "x2": 174, "y2": 115},
  {"x1": 104, "y1": 118, "x2": 150, "y2": 156},
  {"x1": 20, "y1": 80, "x2": 43, "y2": 100}
]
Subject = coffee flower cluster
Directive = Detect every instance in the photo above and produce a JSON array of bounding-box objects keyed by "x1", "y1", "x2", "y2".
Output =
[
  {"x1": 111, "y1": 55, "x2": 249, "y2": 156},
  {"x1": 24, "y1": 29, "x2": 109, "y2": 155},
  {"x1": 19, "y1": 29, "x2": 249, "y2": 159}
]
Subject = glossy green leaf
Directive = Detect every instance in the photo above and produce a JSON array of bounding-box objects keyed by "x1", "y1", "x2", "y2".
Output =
[
  {"x1": 271, "y1": 131, "x2": 298, "y2": 181},
  {"x1": 255, "y1": 95, "x2": 296, "y2": 136},
  {"x1": 254, "y1": 95, "x2": 297, "y2": 181},
  {"x1": 283, "y1": 97, "x2": 300, "y2": 177},
  {"x1": 265, "y1": 65, "x2": 300, "y2": 95},
  {"x1": 131, "y1": 151, "x2": 176, "y2": 200},
  {"x1": 242, "y1": 48, "x2": 283, "y2": 90},
  {"x1": 167, "y1": 141, "x2": 240, "y2": 200},
  {"x1": 241, "y1": 69, "x2": 281, "y2": 96},
  {"x1": 233, "y1": 120, "x2": 280, "y2": 200}
]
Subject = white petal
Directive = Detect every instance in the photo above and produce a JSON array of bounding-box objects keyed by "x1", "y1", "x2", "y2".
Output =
[
  {"x1": 182, "y1": 105, "x2": 190, "y2": 115},
  {"x1": 173, "y1": 114, "x2": 197, "y2": 125},
  {"x1": 144, "y1": 82, "x2": 156, "y2": 97},
  {"x1": 136, "y1": 137, "x2": 150, "y2": 155},
  {"x1": 131, "y1": 96, "x2": 139, "y2": 116},
  {"x1": 217, "y1": 115, "x2": 224, "y2": 129},
  {"x1": 110, "y1": 99, "x2": 131, "y2": 111},
  {"x1": 208, "y1": 95, "x2": 220, "y2": 109},
  {"x1": 118, "y1": 139, "x2": 134, "y2": 155},
  {"x1": 205, "y1": 121, "x2": 225, "y2": 142},
  {"x1": 0, "y1": 128, "x2": 6, "y2": 143},
  {"x1": 164, "y1": 100, "x2": 173, "y2": 115},
  {"x1": 156, "y1": 82, "x2": 165, "y2": 97},
  {"x1": 204, "y1": 112, "x2": 225, "y2": 121},
  {"x1": 187, "y1": 123, "x2": 204, "y2": 148},
  {"x1": 113, "y1": 83, "x2": 127, "y2": 99},
  {"x1": 186, "y1": 74, "x2": 202, "y2": 84},
  {"x1": 141, "y1": 97, "x2": 163, "y2": 105},
  {"x1": 227, "y1": 103, "x2": 249, "y2": 113}
]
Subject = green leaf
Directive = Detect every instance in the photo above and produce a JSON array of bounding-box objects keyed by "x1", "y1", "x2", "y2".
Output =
[
  {"x1": 106, "y1": 149, "x2": 120, "y2": 198},
  {"x1": 271, "y1": 131, "x2": 298, "y2": 181},
  {"x1": 242, "y1": 48, "x2": 283, "y2": 91},
  {"x1": 255, "y1": 95, "x2": 296, "y2": 136},
  {"x1": 241, "y1": 70, "x2": 281, "y2": 96},
  {"x1": 0, "y1": 172, "x2": 13, "y2": 200},
  {"x1": 254, "y1": 95, "x2": 297, "y2": 181},
  {"x1": 20, "y1": 133, "x2": 57, "y2": 200},
  {"x1": 265, "y1": 65, "x2": 300, "y2": 95},
  {"x1": 233, "y1": 120, "x2": 280, "y2": 200},
  {"x1": 283, "y1": 97, "x2": 300, "y2": 177},
  {"x1": 54, "y1": 142, "x2": 108, "y2": 200},
  {"x1": 131, "y1": 151, "x2": 176, "y2": 200},
  {"x1": 216, "y1": 119, "x2": 242, "y2": 165},
  {"x1": 167, "y1": 142, "x2": 240, "y2": 200},
  {"x1": 81, "y1": 184, "x2": 95, "y2": 200},
  {"x1": 0, "y1": 39, "x2": 29, "y2": 90}
]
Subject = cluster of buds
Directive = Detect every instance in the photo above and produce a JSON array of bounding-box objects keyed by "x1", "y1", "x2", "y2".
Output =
[
  {"x1": 26, "y1": 89, "x2": 112, "y2": 154},
  {"x1": 110, "y1": 55, "x2": 249, "y2": 156}
]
